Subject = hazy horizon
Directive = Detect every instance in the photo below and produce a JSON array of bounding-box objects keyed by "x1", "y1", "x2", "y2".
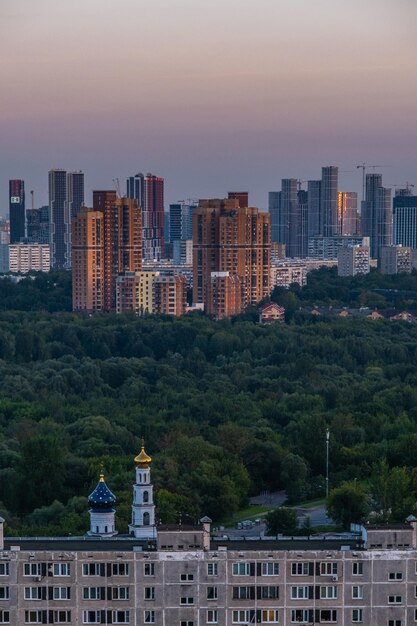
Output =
[{"x1": 1, "y1": 0, "x2": 416, "y2": 214}]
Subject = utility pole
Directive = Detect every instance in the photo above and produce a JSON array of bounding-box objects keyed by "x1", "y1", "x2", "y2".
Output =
[{"x1": 326, "y1": 429, "x2": 330, "y2": 499}]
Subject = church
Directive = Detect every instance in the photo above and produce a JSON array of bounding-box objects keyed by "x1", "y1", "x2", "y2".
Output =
[{"x1": 0, "y1": 441, "x2": 416, "y2": 625}]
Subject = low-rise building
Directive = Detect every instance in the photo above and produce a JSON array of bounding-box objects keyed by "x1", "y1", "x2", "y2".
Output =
[
  {"x1": 259, "y1": 302, "x2": 285, "y2": 324},
  {"x1": 271, "y1": 261, "x2": 308, "y2": 288}
]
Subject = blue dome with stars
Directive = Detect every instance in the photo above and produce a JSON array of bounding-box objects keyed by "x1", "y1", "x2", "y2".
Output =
[{"x1": 88, "y1": 472, "x2": 117, "y2": 512}]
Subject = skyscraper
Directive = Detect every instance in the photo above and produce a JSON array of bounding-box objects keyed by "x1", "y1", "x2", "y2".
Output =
[
  {"x1": 361, "y1": 173, "x2": 392, "y2": 258},
  {"x1": 321, "y1": 166, "x2": 339, "y2": 237},
  {"x1": 169, "y1": 202, "x2": 196, "y2": 243},
  {"x1": 127, "y1": 172, "x2": 164, "y2": 260},
  {"x1": 280, "y1": 179, "x2": 298, "y2": 257},
  {"x1": 268, "y1": 191, "x2": 281, "y2": 244},
  {"x1": 393, "y1": 194, "x2": 417, "y2": 248},
  {"x1": 9, "y1": 179, "x2": 25, "y2": 244},
  {"x1": 49, "y1": 169, "x2": 67, "y2": 268},
  {"x1": 337, "y1": 192, "x2": 359, "y2": 236},
  {"x1": 307, "y1": 180, "x2": 321, "y2": 238},
  {"x1": 66, "y1": 171, "x2": 84, "y2": 267},
  {"x1": 192, "y1": 198, "x2": 270, "y2": 309}
]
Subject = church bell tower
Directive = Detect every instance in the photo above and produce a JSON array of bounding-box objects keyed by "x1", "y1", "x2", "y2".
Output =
[{"x1": 128, "y1": 439, "x2": 156, "y2": 539}]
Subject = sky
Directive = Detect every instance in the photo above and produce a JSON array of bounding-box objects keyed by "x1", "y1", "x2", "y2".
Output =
[{"x1": 1, "y1": 0, "x2": 416, "y2": 213}]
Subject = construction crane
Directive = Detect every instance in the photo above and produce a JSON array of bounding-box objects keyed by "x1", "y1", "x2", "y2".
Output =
[
  {"x1": 30, "y1": 190, "x2": 35, "y2": 211},
  {"x1": 388, "y1": 182, "x2": 415, "y2": 196},
  {"x1": 356, "y1": 163, "x2": 390, "y2": 204},
  {"x1": 112, "y1": 178, "x2": 121, "y2": 198}
]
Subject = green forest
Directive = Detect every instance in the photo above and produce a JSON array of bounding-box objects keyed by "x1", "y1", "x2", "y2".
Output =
[{"x1": 1, "y1": 268, "x2": 417, "y2": 535}]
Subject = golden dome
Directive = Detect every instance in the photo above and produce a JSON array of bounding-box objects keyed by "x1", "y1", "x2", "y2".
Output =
[{"x1": 134, "y1": 438, "x2": 152, "y2": 467}]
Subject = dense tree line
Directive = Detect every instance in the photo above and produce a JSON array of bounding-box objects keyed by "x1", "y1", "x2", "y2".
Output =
[{"x1": 0, "y1": 305, "x2": 417, "y2": 534}]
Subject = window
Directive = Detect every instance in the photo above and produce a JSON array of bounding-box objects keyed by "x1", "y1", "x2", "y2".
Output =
[
  {"x1": 144, "y1": 587, "x2": 155, "y2": 600},
  {"x1": 0, "y1": 564, "x2": 9, "y2": 576},
  {"x1": 24, "y1": 587, "x2": 42, "y2": 600},
  {"x1": 261, "y1": 562, "x2": 279, "y2": 576},
  {"x1": 207, "y1": 586, "x2": 218, "y2": 600},
  {"x1": 53, "y1": 587, "x2": 71, "y2": 600},
  {"x1": 261, "y1": 610, "x2": 279, "y2": 623},
  {"x1": 320, "y1": 609, "x2": 337, "y2": 623},
  {"x1": 24, "y1": 563, "x2": 42, "y2": 577},
  {"x1": 233, "y1": 611, "x2": 253, "y2": 624},
  {"x1": 388, "y1": 596, "x2": 402, "y2": 604},
  {"x1": 207, "y1": 610, "x2": 218, "y2": 624},
  {"x1": 112, "y1": 563, "x2": 129, "y2": 576},
  {"x1": 320, "y1": 562, "x2": 337, "y2": 576},
  {"x1": 388, "y1": 622, "x2": 402, "y2": 626},
  {"x1": 291, "y1": 586, "x2": 310, "y2": 599},
  {"x1": 53, "y1": 563, "x2": 71, "y2": 577},
  {"x1": 0, "y1": 611, "x2": 9, "y2": 624},
  {"x1": 352, "y1": 586, "x2": 363, "y2": 599},
  {"x1": 232, "y1": 563, "x2": 252, "y2": 576},
  {"x1": 389, "y1": 572, "x2": 403, "y2": 581},
  {"x1": 291, "y1": 610, "x2": 312, "y2": 623},
  {"x1": 320, "y1": 586, "x2": 337, "y2": 599},
  {"x1": 82, "y1": 612, "x2": 101, "y2": 624},
  {"x1": 112, "y1": 587, "x2": 129, "y2": 600},
  {"x1": 144, "y1": 563, "x2": 155, "y2": 576},
  {"x1": 207, "y1": 563, "x2": 218, "y2": 576},
  {"x1": 0, "y1": 587, "x2": 9, "y2": 600},
  {"x1": 291, "y1": 562, "x2": 310, "y2": 576},
  {"x1": 180, "y1": 573, "x2": 194, "y2": 581},
  {"x1": 24, "y1": 612, "x2": 43, "y2": 624},
  {"x1": 113, "y1": 611, "x2": 130, "y2": 624},
  {"x1": 233, "y1": 586, "x2": 255, "y2": 600},
  {"x1": 83, "y1": 563, "x2": 103, "y2": 577},
  {"x1": 180, "y1": 597, "x2": 194, "y2": 605},
  {"x1": 352, "y1": 609, "x2": 363, "y2": 623},
  {"x1": 144, "y1": 611, "x2": 155, "y2": 624},
  {"x1": 258, "y1": 586, "x2": 279, "y2": 599},
  {"x1": 83, "y1": 587, "x2": 102, "y2": 600},
  {"x1": 180, "y1": 622, "x2": 194, "y2": 626},
  {"x1": 53, "y1": 612, "x2": 71, "y2": 624},
  {"x1": 352, "y1": 562, "x2": 363, "y2": 576}
]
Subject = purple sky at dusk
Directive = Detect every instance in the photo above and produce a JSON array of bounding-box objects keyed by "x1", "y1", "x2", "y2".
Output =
[{"x1": 1, "y1": 0, "x2": 416, "y2": 214}]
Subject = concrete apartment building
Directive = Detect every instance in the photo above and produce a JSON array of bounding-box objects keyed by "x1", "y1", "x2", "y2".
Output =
[
  {"x1": 116, "y1": 271, "x2": 186, "y2": 316},
  {"x1": 1, "y1": 443, "x2": 417, "y2": 625},
  {"x1": 8, "y1": 243, "x2": 51, "y2": 273},
  {"x1": 337, "y1": 243, "x2": 370, "y2": 277},
  {"x1": 379, "y1": 245, "x2": 414, "y2": 275}
]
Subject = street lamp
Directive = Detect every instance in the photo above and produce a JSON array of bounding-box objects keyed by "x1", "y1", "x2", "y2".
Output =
[{"x1": 325, "y1": 429, "x2": 330, "y2": 499}]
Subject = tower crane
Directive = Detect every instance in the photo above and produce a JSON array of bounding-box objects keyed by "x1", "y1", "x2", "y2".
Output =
[
  {"x1": 356, "y1": 163, "x2": 390, "y2": 204},
  {"x1": 112, "y1": 178, "x2": 121, "y2": 198}
]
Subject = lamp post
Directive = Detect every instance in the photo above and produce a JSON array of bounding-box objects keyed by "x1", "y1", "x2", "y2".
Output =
[{"x1": 325, "y1": 429, "x2": 330, "y2": 499}]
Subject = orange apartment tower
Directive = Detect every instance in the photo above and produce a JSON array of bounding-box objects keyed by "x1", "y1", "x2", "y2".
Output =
[
  {"x1": 72, "y1": 194, "x2": 142, "y2": 312},
  {"x1": 192, "y1": 198, "x2": 270, "y2": 313},
  {"x1": 72, "y1": 208, "x2": 104, "y2": 313}
]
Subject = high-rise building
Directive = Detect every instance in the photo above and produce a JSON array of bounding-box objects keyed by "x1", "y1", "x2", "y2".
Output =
[
  {"x1": 268, "y1": 191, "x2": 281, "y2": 244},
  {"x1": 72, "y1": 195, "x2": 142, "y2": 313},
  {"x1": 9, "y1": 179, "x2": 25, "y2": 244},
  {"x1": 337, "y1": 240, "x2": 370, "y2": 276},
  {"x1": 66, "y1": 171, "x2": 84, "y2": 220},
  {"x1": 153, "y1": 274, "x2": 187, "y2": 316},
  {"x1": 8, "y1": 243, "x2": 50, "y2": 273},
  {"x1": 72, "y1": 208, "x2": 104, "y2": 313},
  {"x1": 393, "y1": 194, "x2": 417, "y2": 248},
  {"x1": 169, "y1": 202, "x2": 196, "y2": 243},
  {"x1": 321, "y1": 166, "x2": 339, "y2": 237},
  {"x1": 279, "y1": 179, "x2": 298, "y2": 257},
  {"x1": 361, "y1": 173, "x2": 392, "y2": 259},
  {"x1": 380, "y1": 245, "x2": 413, "y2": 274},
  {"x1": 49, "y1": 169, "x2": 68, "y2": 268},
  {"x1": 127, "y1": 173, "x2": 164, "y2": 261},
  {"x1": 192, "y1": 198, "x2": 270, "y2": 309},
  {"x1": 26, "y1": 206, "x2": 50, "y2": 244},
  {"x1": 297, "y1": 189, "x2": 308, "y2": 258},
  {"x1": 227, "y1": 191, "x2": 249, "y2": 208},
  {"x1": 207, "y1": 271, "x2": 243, "y2": 319},
  {"x1": 337, "y1": 192, "x2": 359, "y2": 236},
  {"x1": 307, "y1": 180, "x2": 322, "y2": 237},
  {"x1": 116, "y1": 271, "x2": 158, "y2": 315}
]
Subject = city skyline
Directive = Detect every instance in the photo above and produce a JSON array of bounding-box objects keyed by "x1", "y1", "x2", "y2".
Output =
[{"x1": 1, "y1": 0, "x2": 416, "y2": 212}]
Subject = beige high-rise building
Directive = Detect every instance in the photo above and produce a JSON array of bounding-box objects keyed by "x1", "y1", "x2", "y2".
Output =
[
  {"x1": 72, "y1": 197, "x2": 142, "y2": 313},
  {"x1": 72, "y1": 208, "x2": 104, "y2": 312},
  {"x1": 116, "y1": 271, "x2": 158, "y2": 315},
  {"x1": 193, "y1": 199, "x2": 270, "y2": 311}
]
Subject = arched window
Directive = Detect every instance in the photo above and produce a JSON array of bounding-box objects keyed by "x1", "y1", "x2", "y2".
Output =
[
  {"x1": 143, "y1": 491, "x2": 149, "y2": 503},
  {"x1": 105, "y1": 526, "x2": 108, "y2": 533},
  {"x1": 143, "y1": 512, "x2": 150, "y2": 526}
]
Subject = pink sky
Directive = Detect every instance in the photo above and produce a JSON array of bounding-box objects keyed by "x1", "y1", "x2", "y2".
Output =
[{"x1": 1, "y1": 0, "x2": 416, "y2": 211}]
